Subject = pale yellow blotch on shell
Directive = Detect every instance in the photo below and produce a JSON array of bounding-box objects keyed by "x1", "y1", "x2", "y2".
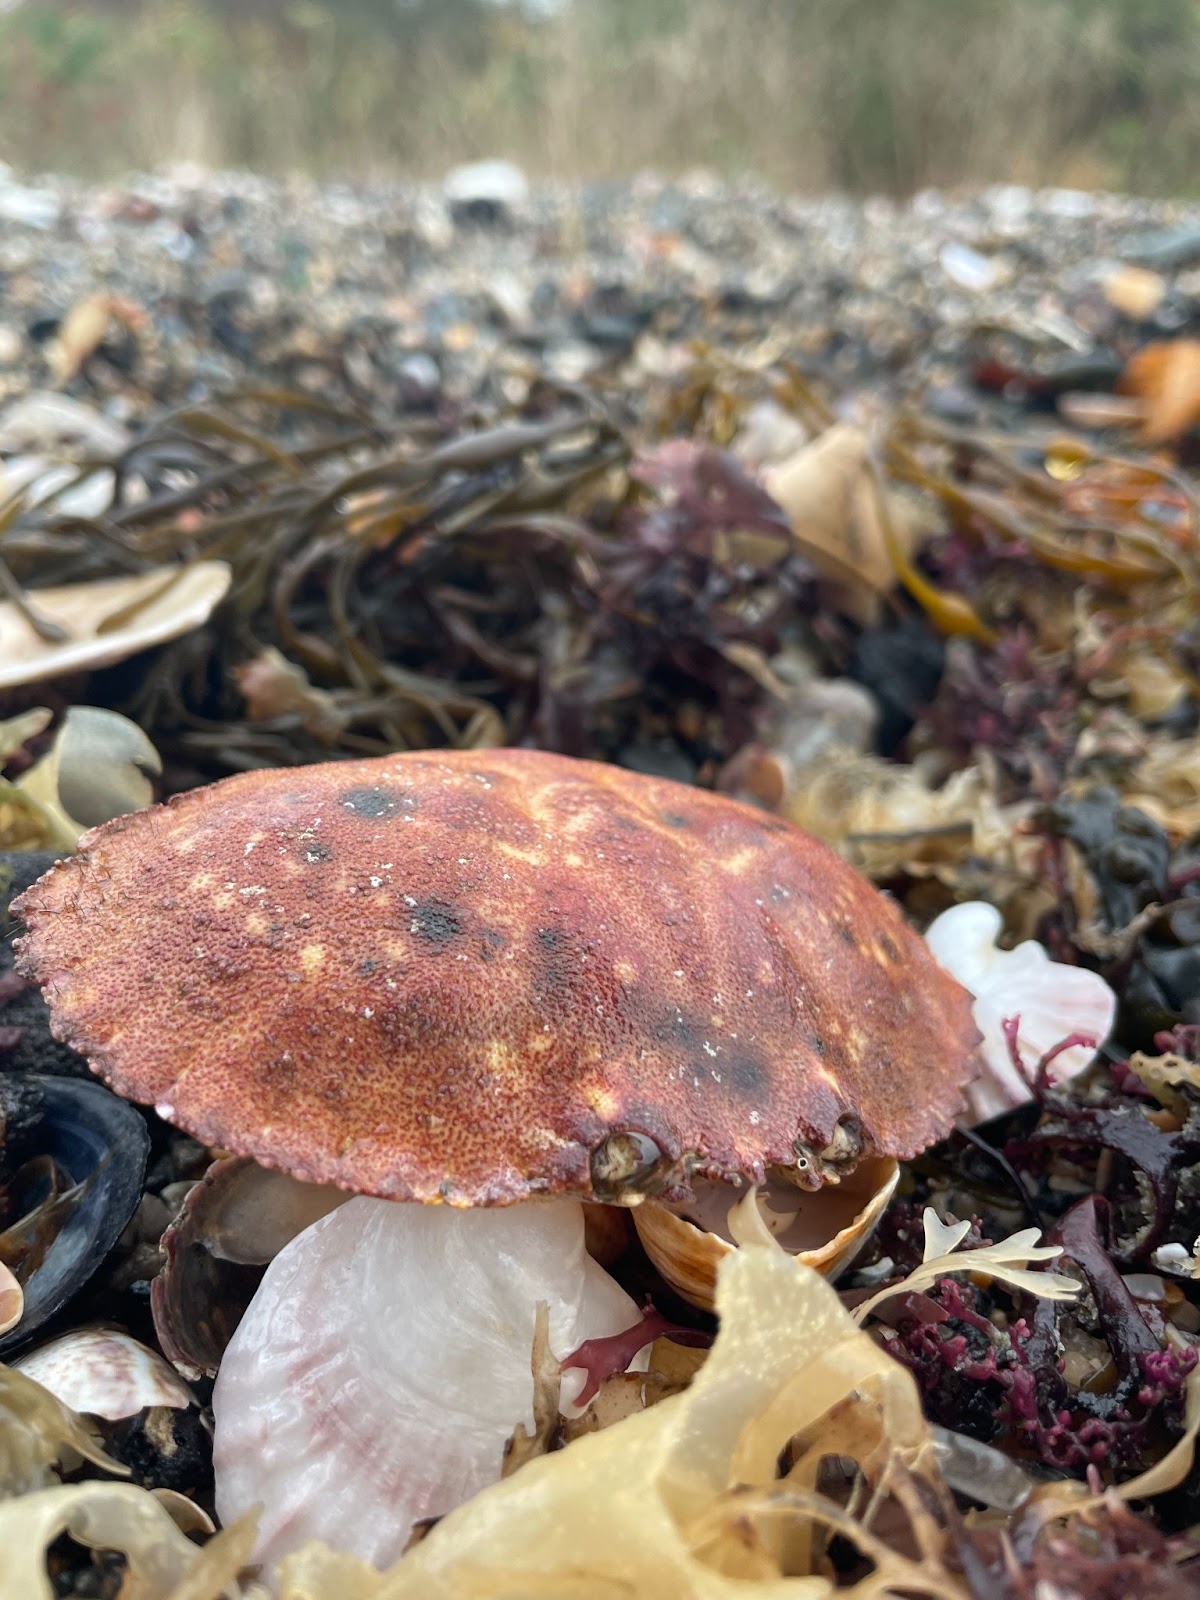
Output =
[
  {"x1": 560, "y1": 810, "x2": 595, "y2": 838},
  {"x1": 497, "y1": 842, "x2": 544, "y2": 867},
  {"x1": 527, "y1": 1032, "x2": 554, "y2": 1055},
  {"x1": 720, "y1": 846, "x2": 760, "y2": 875},
  {"x1": 565, "y1": 853, "x2": 585, "y2": 869},
  {"x1": 300, "y1": 944, "x2": 326, "y2": 974},
  {"x1": 212, "y1": 892, "x2": 234, "y2": 911},
  {"x1": 245, "y1": 912, "x2": 269, "y2": 938},
  {"x1": 189, "y1": 872, "x2": 215, "y2": 893},
  {"x1": 484, "y1": 1040, "x2": 523, "y2": 1082},
  {"x1": 585, "y1": 1085, "x2": 620, "y2": 1120},
  {"x1": 615, "y1": 959, "x2": 637, "y2": 986}
]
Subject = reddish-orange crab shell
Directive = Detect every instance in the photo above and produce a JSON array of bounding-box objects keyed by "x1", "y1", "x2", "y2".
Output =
[{"x1": 13, "y1": 748, "x2": 980, "y2": 1206}]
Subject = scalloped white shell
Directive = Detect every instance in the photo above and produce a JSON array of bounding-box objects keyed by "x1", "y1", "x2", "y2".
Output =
[
  {"x1": 925, "y1": 900, "x2": 1116, "y2": 1123},
  {"x1": 212, "y1": 1195, "x2": 642, "y2": 1573}
]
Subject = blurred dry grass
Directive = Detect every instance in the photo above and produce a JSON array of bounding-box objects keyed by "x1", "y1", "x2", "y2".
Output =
[{"x1": 0, "y1": 0, "x2": 1197, "y2": 194}]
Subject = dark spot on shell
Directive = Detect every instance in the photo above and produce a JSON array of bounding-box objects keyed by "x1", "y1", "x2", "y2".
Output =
[
  {"x1": 661, "y1": 811, "x2": 691, "y2": 830},
  {"x1": 727, "y1": 1054, "x2": 768, "y2": 1096},
  {"x1": 805, "y1": 1028, "x2": 827, "y2": 1057},
  {"x1": 878, "y1": 931, "x2": 901, "y2": 962},
  {"x1": 410, "y1": 900, "x2": 464, "y2": 945},
  {"x1": 611, "y1": 814, "x2": 645, "y2": 834},
  {"x1": 653, "y1": 1011, "x2": 696, "y2": 1046},
  {"x1": 303, "y1": 842, "x2": 332, "y2": 865},
  {"x1": 339, "y1": 786, "x2": 401, "y2": 820},
  {"x1": 833, "y1": 920, "x2": 856, "y2": 945},
  {"x1": 531, "y1": 924, "x2": 580, "y2": 1007},
  {"x1": 357, "y1": 958, "x2": 378, "y2": 976},
  {"x1": 769, "y1": 883, "x2": 792, "y2": 903},
  {"x1": 479, "y1": 926, "x2": 506, "y2": 960}
]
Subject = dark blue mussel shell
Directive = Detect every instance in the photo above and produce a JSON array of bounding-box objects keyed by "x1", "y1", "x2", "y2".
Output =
[{"x1": 0, "y1": 1074, "x2": 150, "y2": 1359}]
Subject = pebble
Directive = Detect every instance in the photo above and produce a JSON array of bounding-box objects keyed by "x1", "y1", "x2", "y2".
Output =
[{"x1": 0, "y1": 164, "x2": 1196, "y2": 441}]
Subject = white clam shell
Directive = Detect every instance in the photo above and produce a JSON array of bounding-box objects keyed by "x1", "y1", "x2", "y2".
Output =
[
  {"x1": 633, "y1": 1155, "x2": 899, "y2": 1312},
  {"x1": 13, "y1": 1328, "x2": 194, "y2": 1421},
  {"x1": 0, "y1": 561, "x2": 232, "y2": 690},
  {"x1": 213, "y1": 1195, "x2": 645, "y2": 1575}
]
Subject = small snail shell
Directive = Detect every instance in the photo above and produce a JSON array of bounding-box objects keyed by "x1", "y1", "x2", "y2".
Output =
[{"x1": 633, "y1": 1155, "x2": 899, "y2": 1311}]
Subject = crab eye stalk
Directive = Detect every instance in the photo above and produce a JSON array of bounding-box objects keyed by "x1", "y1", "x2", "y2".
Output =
[{"x1": 589, "y1": 1131, "x2": 666, "y2": 1201}]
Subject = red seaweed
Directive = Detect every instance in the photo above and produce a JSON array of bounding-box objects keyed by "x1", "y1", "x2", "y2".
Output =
[{"x1": 561, "y1": 1300, "x2": 713, "y2": 1407}]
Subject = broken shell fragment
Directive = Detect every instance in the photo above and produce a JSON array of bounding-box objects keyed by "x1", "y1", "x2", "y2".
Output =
[
  {"x1": 13, "y1": 1329, "x2": 194, "y2": 1422},
  {"x1": 763, "y1": 424, "x2": 926, "y2": 624},
  {"x1": 0, "y1": 562, "x2": 232, "y2": 690},
  {"x1": 15, "y1": 706, "x2": 162, "y2": 851},
  {"x1": 151, "y1": 1156, "x2": 349, "y2": 1380},
  {"x1": 0, "y1": 1262, "x2": 21, "y2": 1336},
  {"x1": 13, "y1": 748, "x2": 980, "y2": 1207},
  {"x1": 632, "y1": 1155, "x2": 899, "y2": 1311},
  {"x1": 212, "y1": 1195, "x2": 646, "y2": 1574},
  {"x1": 12, "y1": 1327, "x2": 209, "y2": 1492}
]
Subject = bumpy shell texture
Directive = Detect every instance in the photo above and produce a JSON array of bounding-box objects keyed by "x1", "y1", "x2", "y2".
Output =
[{"x1": 13, "y1": 749, "x2": 979, "y2": 1204}]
